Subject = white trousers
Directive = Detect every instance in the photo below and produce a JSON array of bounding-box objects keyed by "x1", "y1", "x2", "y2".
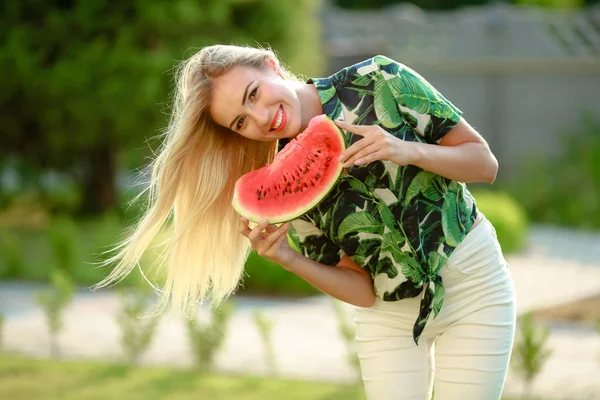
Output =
[{"x1": 354, "y1": 216, "x2": 517, "y2": 400}]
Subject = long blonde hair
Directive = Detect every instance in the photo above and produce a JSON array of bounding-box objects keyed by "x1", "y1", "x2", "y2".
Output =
[{"x1": 95, "y1": 45, "x2": 297, "y2": 315}]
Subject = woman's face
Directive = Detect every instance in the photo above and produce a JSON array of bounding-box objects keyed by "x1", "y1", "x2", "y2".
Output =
[{"x1": 209, "y1": 62, "x2": 302, "y2": 142}]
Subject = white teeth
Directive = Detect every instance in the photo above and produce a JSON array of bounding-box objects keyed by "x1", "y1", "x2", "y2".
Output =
[{"x1": 273, "y1": 107, "x2": 283, "y2": 130}]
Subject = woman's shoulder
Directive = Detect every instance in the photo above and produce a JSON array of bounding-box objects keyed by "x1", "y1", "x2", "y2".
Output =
[{"x1": 324, "y1": 55, "x2": 408, "y2": 86}]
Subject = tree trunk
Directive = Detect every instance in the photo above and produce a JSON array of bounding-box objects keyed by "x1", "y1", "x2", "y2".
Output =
[{"x1": 80, "y1": 143, "x2": 117, "y2": 215}]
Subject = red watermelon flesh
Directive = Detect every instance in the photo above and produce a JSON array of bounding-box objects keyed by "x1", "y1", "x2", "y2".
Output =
[{"x1": 232, "y1": 115, "x2": 345, "y2": 223}]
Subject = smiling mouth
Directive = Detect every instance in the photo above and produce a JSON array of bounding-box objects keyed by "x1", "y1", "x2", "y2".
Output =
[{"x1": 270, "y1": 105, "x2": 284, "y2": 131}]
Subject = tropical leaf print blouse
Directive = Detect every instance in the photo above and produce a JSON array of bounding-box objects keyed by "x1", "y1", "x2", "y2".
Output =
[{"x1": 279, "y1": 55, "x2": 479, "y2": 344}]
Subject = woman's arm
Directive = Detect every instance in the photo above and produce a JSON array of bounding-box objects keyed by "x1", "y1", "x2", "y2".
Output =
[
  {"x1": 337, "y1": 118, "x2": 498, "y2": 184},
  {"x1": 410, "y1": 118, "x2": 498, "y2": 183},
  {"x1": 281, "y1": 253, "x2": 376, "y2": 308},
  {"x1": 239, "y1": 218, "x2": 376, "y2": 308}
]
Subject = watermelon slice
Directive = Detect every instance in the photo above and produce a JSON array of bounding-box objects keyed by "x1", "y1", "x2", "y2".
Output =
[{"x1": 232, "y1": 115, "x2": 345, "y2": 223}]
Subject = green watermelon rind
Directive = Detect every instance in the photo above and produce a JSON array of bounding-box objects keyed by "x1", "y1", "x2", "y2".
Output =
[{"x1": 232, "y1": 116, "x2": 345, "y2": 224}]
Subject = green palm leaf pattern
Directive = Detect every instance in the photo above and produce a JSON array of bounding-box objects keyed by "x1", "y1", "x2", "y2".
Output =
[
  {"x1": 432, "y1": 275, "x2": 445, "y2": 317},
  {"x1": 285, "y1": 55, "x2": 478, "y2": 345},
  {"x1": 401, "y1": 257, "x2": 424, "y2": 283},
  {"x1": 338, "y1": 212, "x2": 382, "y2": 239},
  {"x1": 345, "y1": 175, "x2": 371, "y2": 196},
  {"x1": 428, "y1": 251, "x2": 446, "y2": 276},
  {"x1": 352, "y1": 75, "x2": 374, "y2": 87},
  {"x1": 387, "y1": 70, "x2": 458, "y2": 121},
  {"x1": 318, "y1": 84, "x2": 336, "y2": 104},
  {"x1": 373, "y1": 55, "x2": 400, "y2": 75},
  {"x1": 441, "y1": 189, "x2": 463, "y2": 247},
  {"x1": 381, "y1": 229, "x2": 408, "y2": 262},
  {"x1": 376, "y1": 201, "x2": 396, "y2": 230},
  {"x1": 374, "y1": 75, "x2": 403, "y2": 129},
  {"x1": 351, "y1": 239, "x2": 381, "y2": 266},
  {"x1": 404, "y1": 171, "x2": 435, "y2": 205}
]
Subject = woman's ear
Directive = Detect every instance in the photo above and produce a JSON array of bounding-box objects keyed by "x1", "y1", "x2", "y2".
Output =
[{"x1": 266, "y1": 58, "x2": 283, "y2": 77}]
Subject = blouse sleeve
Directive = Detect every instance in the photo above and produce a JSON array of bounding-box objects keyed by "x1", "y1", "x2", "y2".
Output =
[
  {"x1": 287, "y1": 218, "x2": 344, "y2": 267},
  {"x1": 373, "y1": 55, "x2": 462, "y2": 144}
]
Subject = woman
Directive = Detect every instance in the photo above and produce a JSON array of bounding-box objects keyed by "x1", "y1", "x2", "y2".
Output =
[{"x1": 97, "y1": 44, "x2": 516, "y2": 399}]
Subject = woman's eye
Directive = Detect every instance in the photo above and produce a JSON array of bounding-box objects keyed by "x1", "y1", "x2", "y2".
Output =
[
  {"x1": 236, "y1": 116, "x2": 246, "y2": 130},
  {"x1": 249, "y1": 87, "x2": 257, "y2": 100}
]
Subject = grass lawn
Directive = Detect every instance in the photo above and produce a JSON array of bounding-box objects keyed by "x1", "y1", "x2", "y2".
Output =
[
  {"x1": 0, "y1": 354, "x2": 366, "y2": 400},
  {"x1": 0, "y1": 354, "x2": 543, "y2": 400}
]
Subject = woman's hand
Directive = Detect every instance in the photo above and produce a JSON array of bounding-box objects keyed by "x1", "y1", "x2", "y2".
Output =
[
  {"x1": 336, "y1": 120, "x2": 419, "y2": 168},
  {"x1": 239, "y1": 217, "x2": 297, "y2": 267}
]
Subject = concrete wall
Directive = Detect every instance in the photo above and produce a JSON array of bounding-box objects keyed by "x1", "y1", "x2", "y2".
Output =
[{"x1": 322, "y1": 3, "x2": 600, "y2": 180}]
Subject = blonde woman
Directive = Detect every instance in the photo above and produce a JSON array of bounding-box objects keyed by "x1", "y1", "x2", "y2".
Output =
[{"x1": 98, "y1": 44, "x2": 516, "y2": 400}]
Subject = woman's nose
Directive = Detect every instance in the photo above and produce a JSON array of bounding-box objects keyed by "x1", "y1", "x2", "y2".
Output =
[{"x1": 249, "y1": 106, "x2": 270, "y2": 128}]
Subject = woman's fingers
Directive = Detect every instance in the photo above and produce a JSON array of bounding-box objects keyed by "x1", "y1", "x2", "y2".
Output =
[
  {"x1": 270, "y1": 228, "x2": 289, "y2": 249},
  {"x1": 239, "y1": 217, "x2": 252, "y2": 237},
  {"x1": 340, "y1": 137, "x2": 373, "y2": 165},
  {"x1": 257, "y1": 223, "x2": 289, "y2": 257},
  {"x1": 248, "y1": 219, "x2": 269, "y2": 242},
  {"x1": 335, "y1": 120, "x2": 369, "y2": 136},
  {"x1": 240, "y1": 218, "x2": 288, "y2": 249},
  {"x1": 261, "y1": 223, "x2": 278, "y2": 239},
  {"x1": 343, "y1": 142, "x2": 379, "y2": 167}
]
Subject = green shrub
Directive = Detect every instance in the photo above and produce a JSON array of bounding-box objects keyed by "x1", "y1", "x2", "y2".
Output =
[
  {"x1": 331, "y1": 299, "x2": 361, "y2": 380},
  {"x1": 0, "y1": 231, "x2": 23, "y2": 279},
  {"x1": 511, "y1": 312, "x2": 553, "y2": 399},
  {"x1": 252, "y1": 309, "x2": 277, "y2": 376},
  {"x1": 186, "y1": 301, "x2": 235, "y2": 372},
  {"x1": 35, "y1": 269, "x2": 76, "y2": 359},
  {"x1": 46, "y1": 216, "x2": 77, "y2": 276},
  {"x1": 505, "y1": 114, "x2": 600, "y2": 230},
  {"x1": 471, "y1": 190, "x2": 529, "y2": 254},
  {"x1": 0, "y1": 211, "x2": 140, "y2": 285},
  {"x1": 241, "y1": 251, "x2": 319, "y2": 297},
  {"x1": 116, "y1": 285, "x2": 162, "y2": 366}
]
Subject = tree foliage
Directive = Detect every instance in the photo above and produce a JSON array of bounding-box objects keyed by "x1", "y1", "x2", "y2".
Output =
[{"x1": 0, "y1": 0, "x2": 323, "y2": 214}]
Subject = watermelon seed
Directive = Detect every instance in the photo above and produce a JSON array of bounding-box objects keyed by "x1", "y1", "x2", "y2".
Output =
[
  {"x1": 326, "y1": 157, "x2": 331, "y2": 161},
  {"x1": 317, "y1": 150, "x2": 322, "y2": 154},
  {"x1": 311, "y1": 182, "x2": 315, "y2": 187},
  {"x1": 296, "y1": 179, "x2": 300, "y2": 184},
  {"x1": 304, "y1": 183, "x2": 308, "y2": 188},
  {"x1": 302, "y1": 168, "x2": 307, "y2": 174},
  {"x1": 286, "y1": 182, "x2": 291, "y2": 186},
  {"x1": 295, "y1": 188, "x2": 301, "y2": 193},
  {"x1": 315, "y1": 174, "x2": 321, "y2": 180}
]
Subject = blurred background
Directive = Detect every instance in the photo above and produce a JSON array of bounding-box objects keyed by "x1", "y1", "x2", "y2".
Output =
[{"x1": 1, "y1": 0, "x2": 600, "y2": 399}]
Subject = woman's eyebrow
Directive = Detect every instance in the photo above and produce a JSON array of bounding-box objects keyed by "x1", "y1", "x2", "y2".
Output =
[{"x1": 229, "y1": 80, "x2": 255, "y2": 129}]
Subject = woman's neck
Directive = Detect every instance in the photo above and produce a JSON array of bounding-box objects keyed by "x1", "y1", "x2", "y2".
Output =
[{"x1": 295, "y1": 82, "x2": 323, "y2": 132}]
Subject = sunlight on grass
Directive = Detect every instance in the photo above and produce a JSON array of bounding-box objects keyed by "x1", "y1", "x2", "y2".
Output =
[
  {"x1": 0, "y1": 354, "x2": 547, "y2": 400},
  {"x1": 0, "y1": 355, "x2": 366, "y2": 400}
]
